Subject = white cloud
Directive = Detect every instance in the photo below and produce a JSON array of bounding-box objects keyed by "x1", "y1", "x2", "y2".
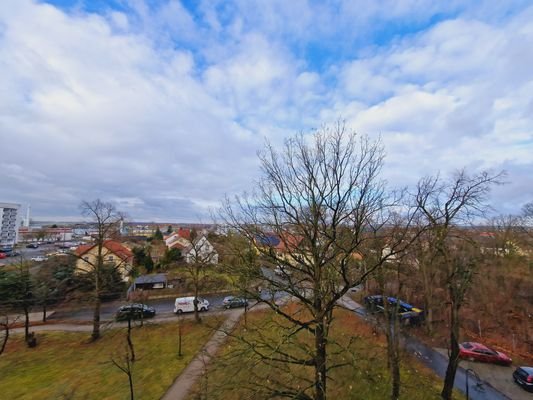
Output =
[{"x1": 0, "y1": 0, "x2": 532, "y2": 220}]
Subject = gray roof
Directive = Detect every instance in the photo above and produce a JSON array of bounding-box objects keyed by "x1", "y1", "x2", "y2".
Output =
[{"x1": 134, "y1": 273, "x2": 167, "y2": 284}]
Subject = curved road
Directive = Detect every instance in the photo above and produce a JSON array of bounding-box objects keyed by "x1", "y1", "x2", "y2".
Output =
[{"x1": 342, "y1": 296, "x2": 511, "y2": 400}]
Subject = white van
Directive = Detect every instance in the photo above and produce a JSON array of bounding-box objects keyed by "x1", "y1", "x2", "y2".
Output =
[{"x1": 173, "y1": 297, "x2": 210, "y2": 314}]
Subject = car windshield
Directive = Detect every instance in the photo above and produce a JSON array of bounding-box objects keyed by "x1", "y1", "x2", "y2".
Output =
[{"x1": 462, "y1": 342, "x2": 473, "y2": 349}]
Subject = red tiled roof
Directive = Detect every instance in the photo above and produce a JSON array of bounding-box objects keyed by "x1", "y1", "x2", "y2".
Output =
[
  {"x1": 75, "y1": 240, "x2": 133, "y2": 262},
  {"x1": 169, "y1": 241, "x2": 187, "y2": 250},
  {"x1": 177, "y1": 228, "x2": 191, "y2": 240}
]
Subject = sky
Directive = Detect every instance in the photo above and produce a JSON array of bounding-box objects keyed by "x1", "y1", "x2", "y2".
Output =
[{"x1": 1, "y1": 0, "x2": 532, "y2": 222}]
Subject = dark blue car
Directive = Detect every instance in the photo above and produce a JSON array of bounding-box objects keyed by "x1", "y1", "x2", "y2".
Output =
[{"x1": 364, "y1": 295, "x2": 424, "y2": 325}]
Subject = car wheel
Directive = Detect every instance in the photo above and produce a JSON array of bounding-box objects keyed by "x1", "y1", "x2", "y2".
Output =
[
  {"x1": 200, "y1": 307, "x2": 206, "y2": 312},
  {"x1": 176, "y1": 309, "x2": 183, "y2": 315}
]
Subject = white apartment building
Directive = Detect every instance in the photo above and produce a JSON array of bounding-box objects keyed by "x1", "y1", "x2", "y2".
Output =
[{"x1": 0, "y1": 202, "x2": 21, "y2": 246}]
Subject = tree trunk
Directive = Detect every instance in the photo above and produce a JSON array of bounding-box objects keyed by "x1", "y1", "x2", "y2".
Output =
[
  {"x1": 24, "y1": 306, "x2": 30, "y2": 342},
  {"x1": 314, "y1": 322, "x2": 327, "y2": 400},
  {"x1": 42, "y1": 303, "x2": 47, "y2": 323},
  {"x1": 193, "y1": 284, "x2": 201, "y2": 324},
  {"x1": 390, "y1": 325, "x2": 401, "y2": 400},
  {"x1": 92, "y1": 294, "x2": 101, "y2": 341},
  {"x1": 92, "y1": 256, "x2": 102, "y2": 341},
  {"x1": 127, "y1": 318, "x2": 135, "y2": 362},
  {"x1": 0, "y1": 322, "x2": 8, "y2": 355},
  {"x1": 178, "y1": 316, "x2": 183, "y2": 357},
  {"x1": 383, "y1": 294, "x2": 401, "y2": 400},
  {"x1": 128, "y1": 363, "x2": 134, "y2": 400},
  {"x1": 421, "y1": 266, "x2": 434, "y2": 335},
  {"x1": 441, "y1": 304, "x2": 460, "y2": 400}
]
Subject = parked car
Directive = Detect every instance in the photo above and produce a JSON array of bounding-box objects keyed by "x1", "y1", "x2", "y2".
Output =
[
  {"x1": 364, "y1": 295, "x2": 424, "y2": 324},
  {"x1": 30, "y1": 256, "x2": 48, "y2": 262},
  {"x1": 26, "y1": 243, "x2": 39, "y2": 249},
  {"x1": 174, "y1": 297, "x2": 209, "y2": 314},
  {"x1": 458, "y1": 342, "x2": 512, "y2": 366},
  {"x1": 7, "y1": 251, "x2": 20, "y2": 257},
  {"x1": 0, "y1": 252, "x2": 6, "y2": 259},
  {"x1": 223, "y1": 296, "x2": 248, "y2": 309},
  {"x1": 116, "y1": 304, "x2": 156, "y2": 321},
  {"x1": 513, "y1": 366, "x2": 533, "y2": 392}
]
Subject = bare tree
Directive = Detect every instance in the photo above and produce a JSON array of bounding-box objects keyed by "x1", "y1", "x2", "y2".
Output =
[
  {"x1": 0, "y1": 314, "x2": 17, "y2": 356},
  {"x1": 111, "y1": 347, "x2": 135, "y2": 400},
  {"x1": 414, "y1": 170, "x2": 503, "y2": 400},
  {"x1": 220, "y1": 123, "x2": 419, "y2": 400},
  {"x1": 183, "y1": 230, "x2": 218, "y2": 323},
  {"x1": 79, "y1": 199, "x2": 125, "y2": 341}
]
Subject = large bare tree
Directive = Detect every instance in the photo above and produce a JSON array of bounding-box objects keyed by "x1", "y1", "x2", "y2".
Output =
[
  {"x1": 221, "y1": 123, "x2": 418, "y2": 400},
  {"x1": 414, "y1": 170, "x2": 503, "y2": 400},
  {"x1": 79, "y1": 199, "x2": 125, "y2": 341}
]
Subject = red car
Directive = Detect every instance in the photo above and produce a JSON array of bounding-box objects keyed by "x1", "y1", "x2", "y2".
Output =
[
  {"x1": 459, "y1": 342, "x2": 512, "y2": 366},
  {"x1": 0, "y1": 252, "x2": 7, "y2": 259}
]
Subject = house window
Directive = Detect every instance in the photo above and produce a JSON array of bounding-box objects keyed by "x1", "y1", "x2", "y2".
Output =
[{"x1": 107, "y1": 256, "x2": 114, "y2": 262}]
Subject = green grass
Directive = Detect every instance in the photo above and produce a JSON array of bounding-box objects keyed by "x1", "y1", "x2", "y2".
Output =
[
  {"x1": 187, "y1": 306, "x2": 457, "y2": 400},
  {"x1": 0, "y1": 319, "x2": 219, "y2": 399}
]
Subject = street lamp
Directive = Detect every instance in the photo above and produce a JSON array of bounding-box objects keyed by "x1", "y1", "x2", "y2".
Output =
[{"x1": 465, "y1": 368, "x2": 484, "y2": 399}]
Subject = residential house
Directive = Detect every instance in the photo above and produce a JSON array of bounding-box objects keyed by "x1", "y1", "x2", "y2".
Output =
[
  {"x1": 164, "y1": 228, "x2": 188, "y2": 253},
  {"x1": 74, "y1": 240, "x2": 133, "y2": 281},
  {"x1": 183, "y1": 235, "x2": 219, "y2": 264},
  {"x1": 164, "y1": 228, "x2": 218, "y2": 265},
  {"x1": 254, "y1": 232, "x2": 304, "y2": 265}
]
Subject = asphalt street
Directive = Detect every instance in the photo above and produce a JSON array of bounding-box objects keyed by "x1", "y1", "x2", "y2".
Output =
[{"x1": 341, "y1": 296, "x2": 511, "y2": 400}]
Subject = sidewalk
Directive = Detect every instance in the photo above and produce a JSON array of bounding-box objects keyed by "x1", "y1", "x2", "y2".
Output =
[
  {"x1": 3, "y1": 310, "x2": 57, "y2": 329},
  {"x1": 161, "y1": 308, "x2": 244, "y2": 400},
  {"x1": 9, "y1": 309, "x2": 234, "y2": 334}
]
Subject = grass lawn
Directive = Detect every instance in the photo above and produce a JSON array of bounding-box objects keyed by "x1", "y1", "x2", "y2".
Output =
[
  {"x1": 187, "y1": 306, "x2": 457, "y2": 400},
  {"x1": 0, "y1": 318, "x2": 220, "y2": 399}
]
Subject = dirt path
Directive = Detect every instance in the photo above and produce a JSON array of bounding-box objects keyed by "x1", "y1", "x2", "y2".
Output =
[{"x1": 161, "y1": 308, "x2": 244, "y2": 400}]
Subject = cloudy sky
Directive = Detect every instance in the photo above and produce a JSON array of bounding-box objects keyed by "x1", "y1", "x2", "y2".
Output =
[{"x1": 1, "y1": 0, "x2": 532, "y2": 222}]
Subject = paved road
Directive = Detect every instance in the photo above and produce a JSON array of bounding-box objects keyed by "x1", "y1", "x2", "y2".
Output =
[
  {"x1": 49, "y1": 287, "x2": 286, "y2": 322},
  {"x1": 49, "y1": 294, "x2": 231, "y2": 321},
  {"x1": 340, "y1": 296, "x2": 511, "y2": 400},
  {"x1": 404, "y1": 337, "x2": 512, "y2": 400}
]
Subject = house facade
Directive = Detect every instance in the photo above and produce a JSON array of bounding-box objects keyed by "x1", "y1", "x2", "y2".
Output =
[
  {"x1": 184, "y1": 235, "x2": 219, "y2": 264},
  {"x1": 74, "y1": 240, "x2": 133, "y2": 281}
]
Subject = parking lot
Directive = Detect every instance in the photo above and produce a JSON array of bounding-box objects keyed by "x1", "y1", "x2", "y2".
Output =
[{"x1": 0, "y1": 243, "x2": 69, "y2": 265}]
